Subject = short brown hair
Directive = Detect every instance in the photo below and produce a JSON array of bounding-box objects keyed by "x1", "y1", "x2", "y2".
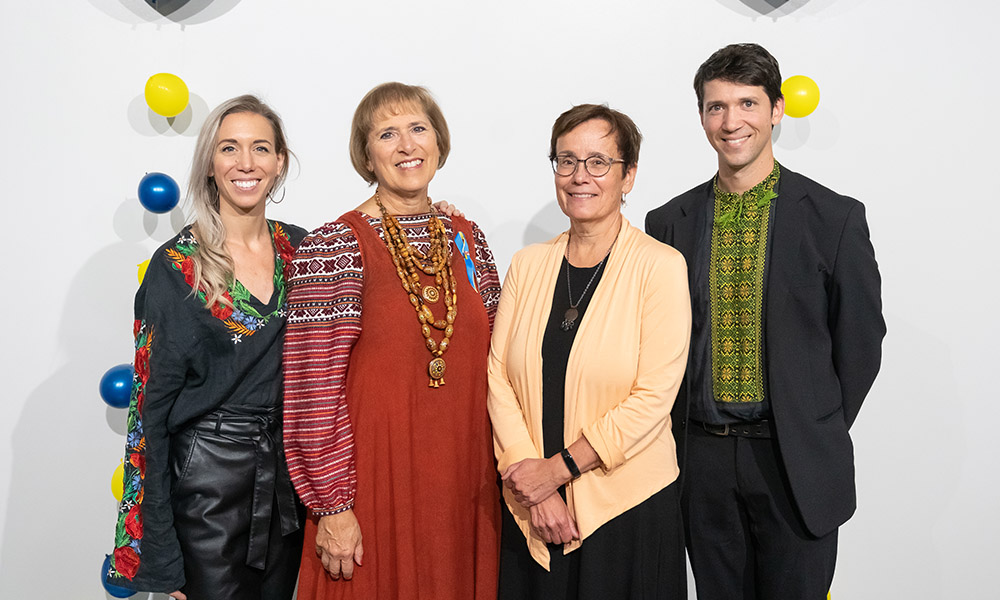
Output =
[
  {"x1": 694, "y1": 43, "x2": 783, "y2": 112},
  {"x1": 549, "y1": 104, "x2": 642, "y2": 174},
  {"x1": 349, "y1": 82, "x2": 451, "y2": 185}
]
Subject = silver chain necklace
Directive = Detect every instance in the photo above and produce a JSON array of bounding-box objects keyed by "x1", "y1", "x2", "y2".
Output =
[{"x1": 561, "y1": 237, "x2": 616, "y2": 332}]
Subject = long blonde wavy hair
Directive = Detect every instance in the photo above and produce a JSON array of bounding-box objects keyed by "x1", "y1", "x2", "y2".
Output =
[{"x1": 186, "y1": 94, "x2": 292, "y2": 310}]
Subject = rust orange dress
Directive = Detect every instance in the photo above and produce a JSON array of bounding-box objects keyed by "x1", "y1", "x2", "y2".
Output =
[{"x1": 294, "y1": 210, "x2": 500, "y2": 600}]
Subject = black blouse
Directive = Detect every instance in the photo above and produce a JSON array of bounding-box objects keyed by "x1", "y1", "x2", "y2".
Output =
[
  {"x1": 105, "y1": 220, "x2": 306, "y2": 593},
  {"x1": 541, "y1": 257, "x2": 609, "y2": 459}
]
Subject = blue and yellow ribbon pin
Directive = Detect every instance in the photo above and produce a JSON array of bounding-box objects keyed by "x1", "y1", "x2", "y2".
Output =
[{"x1": 454, "y1": 232, "x2": 478, "y2": 292}]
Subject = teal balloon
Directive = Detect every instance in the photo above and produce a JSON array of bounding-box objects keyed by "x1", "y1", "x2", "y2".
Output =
[
  {"x1": 101, "y1": 555, "x2": 136, "y2": 598},
  {"x1": 137, "y1": 172, "x2": 180, "y2": 214},
  {"x1": 100, "y1": 364, "x2": 133, "y2": 409}
]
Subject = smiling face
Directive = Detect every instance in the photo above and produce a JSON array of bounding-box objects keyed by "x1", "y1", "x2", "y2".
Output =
[
  {"x1": 553, "y1": 118, "x2": 636, "y2": 228},
  {"x1": 366, "y1": 104, "x2": 440, "y2": 201},
  {"x1": 211, "y1": 112, "x2": 284, "y2": 215},
  {"x1": 700, "y1": 79, "x2": 783, "y2": 186}
]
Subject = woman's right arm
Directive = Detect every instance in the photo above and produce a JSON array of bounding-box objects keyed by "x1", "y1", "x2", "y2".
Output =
[
  {"x1": 488, "y1": 253, "x2": 579, "y2": 542},
  {"x1": 107, "y1": 253, "x2": 189, "y2": 594},
  {"x1": 487, "y1": 255, "x2": 543, "y2": 474},
  {"x1": 282, "y1": 223, "x2": 364, "y2": 577}
]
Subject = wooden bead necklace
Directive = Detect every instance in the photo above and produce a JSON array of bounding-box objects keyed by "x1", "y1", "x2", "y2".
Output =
[{"x1": 375, "y1": 190, "x2": 458, "y2": 388}]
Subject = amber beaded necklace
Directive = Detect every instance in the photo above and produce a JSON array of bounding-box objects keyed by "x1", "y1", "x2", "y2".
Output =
[{"x1": 375, "y1": 190, "x2": 457, "y2": 388}]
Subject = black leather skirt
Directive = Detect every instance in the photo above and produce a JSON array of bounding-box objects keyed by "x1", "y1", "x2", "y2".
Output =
[{"x1": 170, "y1": 406, "x2": 304, "y2": 600}]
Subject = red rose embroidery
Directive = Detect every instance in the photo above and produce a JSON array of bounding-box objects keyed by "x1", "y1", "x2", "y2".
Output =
[
  {"x1": 211, "y1": 300, "x2": 234, "y2": 320},
  {"x1": 134, "y1": 346, "x2": 149, "y2": 380},
  {"x1": 113, "y1": 546, "x2": 141, "y2": 580},
  {"x1": 179, "y1": 257, "x2": 196, "y2": 286},
  {"x1": 135, "y1": 390, "x2": 144, "y2": 414},
  {"x1": 129, "y1": 452, "x2": 145, "y2": 476},
  {"x1": 273, "y1": 223, "x2": 297, "y2": 282},
  {"x1": 133, "y1": 319, "x2": 142, "y2": 337},
  {"x1": 125, "y1": 504, "x2": 143, "y2": 539}
]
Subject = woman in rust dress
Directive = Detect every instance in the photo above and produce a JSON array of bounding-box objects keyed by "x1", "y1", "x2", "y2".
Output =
[{"x1": 282, "y1": 82, "x2": 500, "y2": 600}]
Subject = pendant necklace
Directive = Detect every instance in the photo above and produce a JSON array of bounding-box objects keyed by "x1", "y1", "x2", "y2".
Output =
[
  {"x1": 374, "y1": 190, "x2": 458, "y2": 388},
  {"x1": 561, "y1": 232, "x2": 617, "y2": 332}
]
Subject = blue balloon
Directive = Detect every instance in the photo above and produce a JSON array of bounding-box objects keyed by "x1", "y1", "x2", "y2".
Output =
[
  {"x1": 137, "y1": 172, "x2": 180, "y2": 214},
  {"x1": 100, "y1": 364, "x2": 134, "y2": 409},
  {"x1": 101, "y1": 554, "x2": 137, "y2": 598}
]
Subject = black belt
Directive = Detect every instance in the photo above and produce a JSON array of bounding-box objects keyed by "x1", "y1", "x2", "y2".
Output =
[
  {"x1": 690, "y1": 419, "x2": 772, "y2": 439},
  {"x1": 193, "y1": 407, "x2": 300, "y2": 570}
]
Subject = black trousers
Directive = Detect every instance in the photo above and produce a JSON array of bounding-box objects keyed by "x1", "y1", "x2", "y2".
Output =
[
  {"x1": 681, "y1": 429, "x2": 837, "y2": 600},
  {"x1": 499, "y1": 482, "x2": 686, "y2": 600},
  {"x1": 170, "y1": 408, "x2": 304, "y2": 600}
]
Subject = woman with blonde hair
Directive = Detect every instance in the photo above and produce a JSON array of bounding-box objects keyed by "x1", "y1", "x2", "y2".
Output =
[
  {"x1": 283, "y1": 82, "x2": 500, "y2": 599},
  {"x1": 105, "y1": 95, "x2": 307, "y2": 600}
]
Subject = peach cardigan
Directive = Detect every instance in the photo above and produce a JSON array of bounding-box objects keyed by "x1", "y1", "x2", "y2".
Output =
[{"x1": 488, "y1": 218, "x2": 692, "y2": 569}]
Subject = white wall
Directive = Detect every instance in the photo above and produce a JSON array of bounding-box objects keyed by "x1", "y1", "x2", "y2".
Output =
[{"x1": 1, "y1": 0, "x2": 995, "y2": 597}]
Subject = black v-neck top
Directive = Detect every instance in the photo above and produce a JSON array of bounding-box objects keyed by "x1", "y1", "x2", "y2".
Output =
[
  {"x1": 541, "y1": 257, "x2": 608, "y2": 459},
  {"x1": 107, "y1": 220, "x2": 306, "y2": 592}
]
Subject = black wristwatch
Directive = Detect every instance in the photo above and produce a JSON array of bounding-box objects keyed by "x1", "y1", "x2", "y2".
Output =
[{"x1": 560, "y1": 448, "x2": 581, "y2": 479}]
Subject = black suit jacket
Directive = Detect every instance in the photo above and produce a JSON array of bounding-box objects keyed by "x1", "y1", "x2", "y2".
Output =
[{"x1": 645, "y1": 166, "x2": 885, "y2": 537}]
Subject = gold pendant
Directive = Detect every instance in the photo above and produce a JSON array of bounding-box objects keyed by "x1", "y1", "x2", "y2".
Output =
[
  {"x1": 422, "y1": 285, "x2": 440, "y2": 304},
  {"x1": 428, "y1": 357, "x2": 446, "y2": 388}
]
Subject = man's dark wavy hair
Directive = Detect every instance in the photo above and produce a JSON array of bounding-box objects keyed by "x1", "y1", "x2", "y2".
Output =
[{"x1": 694, "y1": 43, "x2": 783, "y2": 112}]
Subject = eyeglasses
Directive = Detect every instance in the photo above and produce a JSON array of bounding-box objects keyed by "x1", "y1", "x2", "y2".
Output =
[{"x1": 551, "y1": 154, "x2": 625, "y2": 177}]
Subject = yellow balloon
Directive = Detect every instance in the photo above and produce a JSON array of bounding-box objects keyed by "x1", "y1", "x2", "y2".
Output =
[
  {"x1": 111, "y1": 460, "x2": 125, "y2": 502},
  {"x1": 137, "y1": 259, "x2": 150, "y2": 284},
  {"x1": 781, "y1": 75, "x2": 820, "y2": 118},
  {"x1": 144, "y1": 72, "x2": 190, "y2": 117}
]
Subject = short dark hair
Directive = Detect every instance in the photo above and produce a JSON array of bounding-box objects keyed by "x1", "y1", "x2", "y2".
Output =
[
  {"x1": 694, "y1": 43, "x2": 783, "y2": 112},
  {"x1": 549, "y1": 104, "x2": 642, "y2": 173}
]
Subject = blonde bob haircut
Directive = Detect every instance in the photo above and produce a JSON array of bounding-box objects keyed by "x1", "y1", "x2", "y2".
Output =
[{"x1": 349, "y1": 82, "x2": 451, "y2": 185}]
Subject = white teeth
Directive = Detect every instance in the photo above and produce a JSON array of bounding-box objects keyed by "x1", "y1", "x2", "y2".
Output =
[
  {"x1": 397, "y1": 159, "x2": 422, "y2": 168},
  {"x1": 233, "y1": 180, "x2": 259, "y2": 190}
]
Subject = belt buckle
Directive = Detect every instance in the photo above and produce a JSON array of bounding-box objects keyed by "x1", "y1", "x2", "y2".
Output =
[{"x1": 708, "y1": 423, "x2": 730, "y2": 436}]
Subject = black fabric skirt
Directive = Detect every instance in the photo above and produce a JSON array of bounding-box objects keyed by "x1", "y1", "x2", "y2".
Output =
[
  {"x1": 499, "y1": 481, "x2": 686, "y2": 600},
  {"x1": 169, "y1": 406, "x2": 304, "y2": 600}
]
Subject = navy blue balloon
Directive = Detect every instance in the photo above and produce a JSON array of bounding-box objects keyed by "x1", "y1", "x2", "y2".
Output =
[
  {"x1": 100, "y1": 364, "x2": 134, "y2": 409},
  {"x1": 137, "y1": 172, "x2": 180, "y2": 214},
  {"x1": 101, "y1": 554, "x2": 137, "y2": 598}
]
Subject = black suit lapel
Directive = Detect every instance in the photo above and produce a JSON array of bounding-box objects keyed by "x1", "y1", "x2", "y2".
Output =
[
  {"x1": 671, "y1": 182, "x2": 713, "y2": 278},
  {"x1": 766, "y1": 167, "x2": 809, "y2": 323}
]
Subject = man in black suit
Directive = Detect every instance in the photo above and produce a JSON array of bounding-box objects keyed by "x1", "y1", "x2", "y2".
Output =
[{"x1": 645, "y1": 43, "x2": 885, "y2": 599}]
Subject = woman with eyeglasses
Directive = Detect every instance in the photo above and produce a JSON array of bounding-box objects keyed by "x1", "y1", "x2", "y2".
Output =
[{"x1": 488, "y1": 104, "x2": 692, "y2": 599}]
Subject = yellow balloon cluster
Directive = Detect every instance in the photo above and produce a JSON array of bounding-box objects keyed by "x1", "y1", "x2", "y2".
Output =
[
  {"x1": 111, "y1": 460, "x2": 124, "y2": 502},
  {"x1": 144, "y1": 72, "x2": 190, "y2": 117},
  {"x1": 137, "y1": 259, "x2": 150, "y2": 284},
  {"x1": 781, "y1": 75, "x2": 820, "y2": 118}
]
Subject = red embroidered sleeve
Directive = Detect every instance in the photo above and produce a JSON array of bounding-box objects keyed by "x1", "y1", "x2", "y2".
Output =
[
  {"x1": 283, "y1": 222, "x2": 363, "y2": 514},
  {"x1": 470, "y1": 221, "x2": 501, "y2": 332},
  {"x1": 283, "y1": 215, "x2": 499, "y2": 512}
]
